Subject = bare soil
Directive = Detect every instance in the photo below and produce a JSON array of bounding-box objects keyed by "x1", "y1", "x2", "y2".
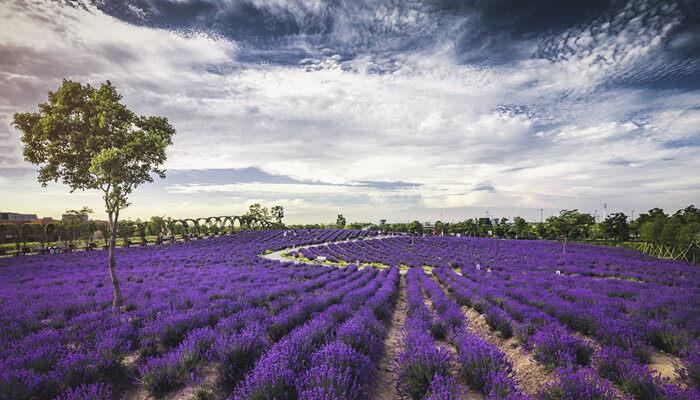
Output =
[
  {"x1": 649, "y1": 351, "x2": 681, "y2": 382},
  {"x1": 121, "y1": 361, "x2": 225, "y2": 400},
  {"x1": 461, "y1": 307, "x2": 553, "y2": 396},
  {"x1": 369, "y1": 275, "x2": 408, "y2": 400}
]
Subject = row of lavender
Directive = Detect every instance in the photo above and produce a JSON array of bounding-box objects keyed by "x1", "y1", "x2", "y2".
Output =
[
  {"x1": 396, "y1": 267, "x2": 530, "y2": 399},
  {"x1": 305, "y1": 236, "x2": 698, "y2": 287},
  {"x1": 0, "y1": 229, "x2": 381, "y2": 399},
  {"x1": 434, "y1": 267, "x2": 698, "y2": 399},
  {"x1": 304, "y1": 236, "x2": 699, "y2": 398}
]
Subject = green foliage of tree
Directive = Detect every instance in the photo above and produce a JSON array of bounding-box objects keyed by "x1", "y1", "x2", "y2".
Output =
[
  {"x1": 117, "y1": 219, "x2": 137, "y2": 242},
  {"x1": 59, "y1": 206, "x2": 94, "y2": 244},
  {"x1": 513, "y1": 216, "x2": 530, "y2": 239},
  {"x1": 546, "y1": 210, "x2": 595, "y2": 252},
  {"x1": 408, "y1": 220, "x2": 424, "y2": 234},
  {"x1": 146, "y1": 215, "x2": 169, "y2": 236},
  {"x1": 336, "y1": 214, "x2": 346, "y2": 228},
  {"x1": 270, "y1": 206, "x2": 284, "y2": 224},
  {"x1": 246, "y1": 203, "x2": 270, "y2": 222},
  {"x1": 13, "y1": 80, "x2": 176, "y2": 309},
  {"x1": 600, "y1": 212, "x2": 630, "y2": 242}
]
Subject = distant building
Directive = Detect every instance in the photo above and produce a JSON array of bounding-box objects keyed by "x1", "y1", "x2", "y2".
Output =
[{"x1": 0, "y1": 212, "x2": 38, "y2": 221}]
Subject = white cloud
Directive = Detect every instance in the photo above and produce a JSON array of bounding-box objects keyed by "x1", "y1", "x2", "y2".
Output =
[{"x1": 0, "y1": 0, "x2": 698, "y2": 223}]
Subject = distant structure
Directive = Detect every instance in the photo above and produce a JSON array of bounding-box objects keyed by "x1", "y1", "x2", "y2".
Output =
[
  {"x1": 0, "y1": 212, "x2": 38, "y2": 221},
  {"x1": 603, "y1": 202, "x2": 607, "y2": 220},
  {"x1": 0, "y1": 212, "x2": 54, "y2": 230}
]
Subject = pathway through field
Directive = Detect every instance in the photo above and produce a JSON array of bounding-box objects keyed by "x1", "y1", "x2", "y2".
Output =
[{"x1": 370, "y1": 275, "x2": 408, "y2": 400}]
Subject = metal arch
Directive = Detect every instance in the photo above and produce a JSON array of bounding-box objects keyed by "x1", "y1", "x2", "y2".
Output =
[
  {"x1": 183, "y1": 218, "x2": 200, "y2": 237},
  {"x1": 240, "y1": 215, "x2": 256, "y2": 230},
  {"x1": 19, "y1": 223, "x2": 45, "y2": 247},
  {"x1": 44, "y1": 222, "x2": 62, "y2": 243},
  {"x1": 220, "y1": 216, "x2": 235, "y2": 234},
  {"x1": 0, "y1": 223, "x2": 19, "y2": 245},
  {"x1": 195, "y1": 217, "x2": 209, "y2": 236},
  {"x1": 168, "y1": 219, "x2": 188, "y2": 239},
  {"x1": 204, "y1": 217, "x2": 222, "y2": 237},
  {"x1": 1, "y1": 212, "x2": 286, "y2": 254},
  {"x1": 231, "y1": 215, "x2": 244, "y2": 230}
]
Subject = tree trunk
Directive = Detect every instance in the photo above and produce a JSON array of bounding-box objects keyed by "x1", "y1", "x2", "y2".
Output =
[{"x1": 108, "y1": 211, "x2": 123, "y2": 309}]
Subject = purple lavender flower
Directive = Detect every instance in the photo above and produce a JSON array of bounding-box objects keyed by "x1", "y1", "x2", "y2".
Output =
[
  {"x1": 54, "y1": 383, "x2": 113, "y2": 400},
  {"x1": 538, "y1": 367, "x2": 620, "y2": 400},
  {"x1": 677, "y1": 346, "x2": 700, "y2": 388},
  {"x1": 454, "y1": 332, "x2": 513, "y2": 392},
  {"x1": 297, "y1": 341, "x2": 372, "y2": 400},
  {"x1": 216, "y1": 326, "x2": 270, "y2": 388},
  {"x1": 530, "y1": 325, "x2": 593, "y2": 370},
  {"x1": 425, "y1": 374, "x2": 465, "y2": 400},
  {"x1": 397, "y1": 331, "x2": 453, "y2": 400}
]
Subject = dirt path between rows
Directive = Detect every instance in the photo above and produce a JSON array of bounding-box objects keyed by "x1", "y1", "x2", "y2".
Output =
[
  {"x1": 121, "y1": 360, "x2": 225, "y2": 400},
  {"x1": 461, "y1": 307, "x2": 553, "y2": 396},
  {"x1": 434, "y1": 278, "x2": 553, "y2": 395},
  {"x1": 430, "y1": 274, "x2": 552, "y2": 396},
  {"x1": 369, "y1": 275, "x2": 408, "y2": 400}
]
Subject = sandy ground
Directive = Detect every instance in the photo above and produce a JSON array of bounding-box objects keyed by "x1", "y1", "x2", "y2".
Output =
[{"x1": 369, "y1": 275, "x2": 409, "y2": 400}]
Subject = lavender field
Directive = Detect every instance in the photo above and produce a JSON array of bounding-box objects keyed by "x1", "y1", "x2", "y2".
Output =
[{"x1": 1, "y1": 229, "x2": 698, "y2": 400}]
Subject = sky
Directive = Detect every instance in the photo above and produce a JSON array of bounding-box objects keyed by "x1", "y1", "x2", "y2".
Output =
[{"x1": 0, "y1": 0, "x2": 698, "y2": 224}]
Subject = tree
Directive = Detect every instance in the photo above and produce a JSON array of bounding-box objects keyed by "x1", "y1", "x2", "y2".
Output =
[
  {"x1": 117, "y1": 219, "x2": 137, "y2": 243},
  {"x1": 639, "y1": 217, "x2": 666, "y2": 244},
  {"x1": 408, "y1": 220, "x2": 424, "y2": 235},
  {"x1": 336, "y1": 214, "x2": 346, "y2": 228},
  {"x1": 246, "y1": 203, "x2": 270, "y2": 222},
  {"x1": 270, "y1": 205, "x2": 284, "y2": 224},
  {"x1": 659, "y1": 218, "x2": 681, "y2": 247},
  {"x1": 600, "y1": 212, "x2": 630, "y2": 242},
  {"x1": 146, "y1": 215, "x2": 168, "y2": 236},
  {"x1": 532, "y1": 222, "x2": 549, "y2": 239},
  {"x1": 632, "y1": 207, "x2": 667, "y2": 235},
  {"x1": 13, "y1": 80, "x2": 176, "y2": 309},
  {"x1": 546, "y1": 210, "x2": 595, "y2": 253},
  {"x1": 61, "y1": 206, "x2": 93, "y2": 244},
  {"x1": 513, "y1": 216, "x2": 530, "y2": 239}
]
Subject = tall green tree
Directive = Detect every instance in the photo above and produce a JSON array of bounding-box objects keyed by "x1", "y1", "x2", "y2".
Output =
[
  {"x1": 270, "y1": 205, "x2": 284, "y2": 224},
  {"x1": 513, "y1": 216, "x2": 531, "y2": 239},
  {"x1": 546, "y1": 210, "x2": 595, "y2": 252},
  {"x1": 336, "y1": 214, "x2": 346, "y2": 228},
  {"x1": 246, "y1": 203, "x2": 270, "y2": 223},
  {"x1": 13, "y1": 80, "x2": 176, "y2": 309},
  {"x1": 639, "y1": 216, "x2": 666, "y2": 244},
  {"x1": 600, "y1": 212, "x2": 630, "y2": 242},
  {"x1": 60, "y1": 206, "x2": 93, "y2": 244}
]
